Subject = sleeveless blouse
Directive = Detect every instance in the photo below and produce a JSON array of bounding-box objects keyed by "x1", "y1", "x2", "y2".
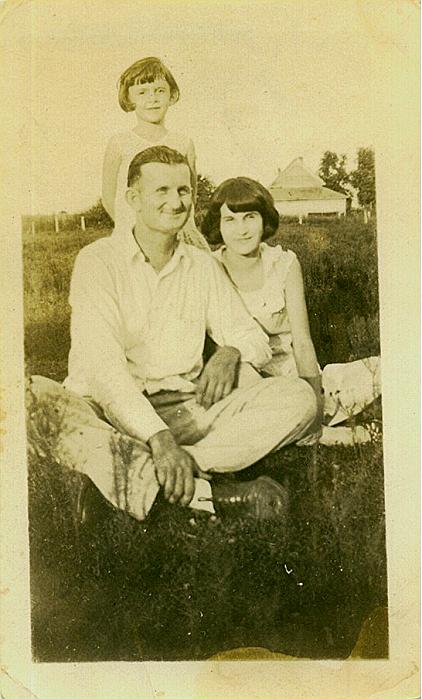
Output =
[{"x1": 213, "y1": 243, "x2": 299, "y2": 377}]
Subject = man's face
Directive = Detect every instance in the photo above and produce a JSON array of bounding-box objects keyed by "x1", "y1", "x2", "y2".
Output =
[{"x1": 129, "y1": 162, "x2": 192, "y2": 234}]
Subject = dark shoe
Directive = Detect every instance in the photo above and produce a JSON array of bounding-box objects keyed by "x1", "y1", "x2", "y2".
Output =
[{"x1": 212, "y1": 476, "x2": 289, "y2": 521}]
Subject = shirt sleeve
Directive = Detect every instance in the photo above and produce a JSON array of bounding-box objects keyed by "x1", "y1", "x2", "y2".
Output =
[
  {"x1": 204, "y1": 258, "x2": 272, "y2": 368},
  {"x1": 68, "y1": 247, "x2": 168, "y2": 443}
]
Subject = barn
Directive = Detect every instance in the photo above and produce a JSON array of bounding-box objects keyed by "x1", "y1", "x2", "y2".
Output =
[{"x1": 269, "y1": 157, "x2": 348, "y2": 219}]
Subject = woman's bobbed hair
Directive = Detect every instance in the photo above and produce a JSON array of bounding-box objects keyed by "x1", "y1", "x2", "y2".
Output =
[
  {"x1": 118, "y1": 57, "x2": 180, "y2": 112},
  {"x1": 201, "y1": 177, "x2": 279, "y2": 245}
]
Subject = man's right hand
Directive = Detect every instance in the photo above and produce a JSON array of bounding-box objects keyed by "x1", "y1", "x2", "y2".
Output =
[{"x1": 149, "y1": 429, "x2": 196, "y2": 506}]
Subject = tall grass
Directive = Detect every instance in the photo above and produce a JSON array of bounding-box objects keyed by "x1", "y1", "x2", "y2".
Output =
[
  {"x1": 23, "y1": 217, "x2": 387, "y2": 661},
  {"x1": 28, "y1": 387, "x2": 386, "y2": 661},
  {"x1": 270, "y1": 217, "x2": 379, "y2": 365}
]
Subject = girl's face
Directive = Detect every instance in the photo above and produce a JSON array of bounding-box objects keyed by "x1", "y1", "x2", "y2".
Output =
[
  {"x1": 220, "y1": 203, "x2": 264, "y2": 256},
  {"x1": 128, "y1": 78, "x2": 172, "y2": 124}
]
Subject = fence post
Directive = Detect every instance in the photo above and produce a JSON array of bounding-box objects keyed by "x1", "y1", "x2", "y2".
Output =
[
  {"x1": 299, "y1": 215, "x2": 303, "y2": 225},
  {"x1": 54, "y1": 213, "x2": 59, "y2": 233},
  {"x1": 81, "y1": 215, "x2": 86, "y2": 232}
]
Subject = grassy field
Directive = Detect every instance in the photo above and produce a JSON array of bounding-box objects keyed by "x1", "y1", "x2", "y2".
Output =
[{"x1": 24, "y1": 217, "x2": 387, "y2": 661}]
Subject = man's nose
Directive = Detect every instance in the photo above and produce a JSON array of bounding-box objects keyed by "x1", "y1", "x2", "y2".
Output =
[{"x1": 168, "y1": 190, "x2": 184, "y2": 209}]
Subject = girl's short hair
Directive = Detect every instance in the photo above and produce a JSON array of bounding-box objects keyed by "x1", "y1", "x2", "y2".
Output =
[
  {"x1": 201, "y1": 177, "x2": 279, "y2": 245},
  {"x1": 118, "y1": 57, "x2": 180, "y2": 112}
]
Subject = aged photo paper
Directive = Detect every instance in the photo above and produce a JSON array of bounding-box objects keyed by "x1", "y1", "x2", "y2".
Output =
[{"x1": 1, "y1": 0, "x2": 419, "y2": 697}]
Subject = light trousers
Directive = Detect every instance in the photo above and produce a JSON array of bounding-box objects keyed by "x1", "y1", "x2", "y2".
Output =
[{"x1": 28, "y1": 367, "x2": 316, "y2": 521}]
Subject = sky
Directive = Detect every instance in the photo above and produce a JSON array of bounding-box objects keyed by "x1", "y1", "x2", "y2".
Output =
[{"x1": 2, "y1": 0, "x2": 415, "y2": 213}]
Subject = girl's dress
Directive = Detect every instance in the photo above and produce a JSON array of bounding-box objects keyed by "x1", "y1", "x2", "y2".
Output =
[
  {"x1": 214, "y1": 243, "x2": 381, "y2": 445},
  {"x1": 107, "y1": 129, "x2": 209, "y2": 249}
]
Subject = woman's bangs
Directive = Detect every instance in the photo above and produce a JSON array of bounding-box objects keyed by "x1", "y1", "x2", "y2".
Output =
[{"x1": 223, "y1": 192, "x2": 263, "y2": 215}]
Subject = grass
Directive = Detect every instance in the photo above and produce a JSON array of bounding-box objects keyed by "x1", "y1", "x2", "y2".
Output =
[{"x1": 23, "y1": 217, "x2": 387, "y2": 661}]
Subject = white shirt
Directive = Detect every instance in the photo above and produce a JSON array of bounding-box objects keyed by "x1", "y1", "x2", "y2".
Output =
[
  {"x1": 213, "y1": 243, "x2": 299, "y2": 377},
  {"x1": 64, "y1": 228, "x2": 272, "y2": 443}
]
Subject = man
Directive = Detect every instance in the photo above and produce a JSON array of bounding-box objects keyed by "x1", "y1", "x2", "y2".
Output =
[{"x1": 31, "y1": 146, "x2": 317, "y2": 520}]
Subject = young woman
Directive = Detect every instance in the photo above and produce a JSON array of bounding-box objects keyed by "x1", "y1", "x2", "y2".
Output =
[
  {"x1": 201, "y1": 177, "x2": 381, "y2": 446},
  {"x1": 102, "y1": 56, "x2": 208, "y2": 249}
]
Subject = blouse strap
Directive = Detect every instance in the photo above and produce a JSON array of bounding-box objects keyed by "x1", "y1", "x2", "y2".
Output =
[{"x1": 261, "y1": 244, "x2": 297, "y2": 288}]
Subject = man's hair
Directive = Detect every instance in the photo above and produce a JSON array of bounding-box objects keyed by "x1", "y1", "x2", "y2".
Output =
[
  {"x1": 127, "y1": 146, "x2": 192, "y2": 188},
  {"x1": 118, "y1": 57, "x2": 180, "y2": 112},
  {"x1": 200, "y1": 177, "x2": 279, "y2": 244}
]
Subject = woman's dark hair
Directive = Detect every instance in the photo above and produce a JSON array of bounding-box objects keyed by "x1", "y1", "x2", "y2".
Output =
[{"x1": 201, "y1": 177, "x2": 279, "y2": 245}]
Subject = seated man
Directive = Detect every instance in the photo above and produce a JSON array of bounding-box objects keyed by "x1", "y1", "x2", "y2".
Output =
[{"x1": 30, "y1": 146, "x2": 317, "y2": 520}]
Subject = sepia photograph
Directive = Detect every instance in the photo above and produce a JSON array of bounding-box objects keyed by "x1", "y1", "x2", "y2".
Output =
[{"x1": 1, "y1": 0, "x2": 419, "y2": 697}]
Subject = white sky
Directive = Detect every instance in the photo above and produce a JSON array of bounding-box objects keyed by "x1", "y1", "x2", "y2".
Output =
[{"x1": 3, "y1": 0, "x2": 415, "y2": 213}]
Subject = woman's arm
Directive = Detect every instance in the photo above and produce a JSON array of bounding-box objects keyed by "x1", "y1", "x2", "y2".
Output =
[
  {"x1": 285, "y1": 254, "x2": 324, "y2": 438},
  {"x1": 185, "y1": 139, "x2": 197, "y2": 203},
  {"x1": 102, "y1": 136, "x2": 122, "y2": 221}
]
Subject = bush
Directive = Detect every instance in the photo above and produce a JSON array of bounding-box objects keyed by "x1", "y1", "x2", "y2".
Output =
[
  {"x1": 81, "y1": 199, "x2": 113, "y2": 229},
  {"x1": 269, "y1": 218, "x2": 379, "y2": 365}
]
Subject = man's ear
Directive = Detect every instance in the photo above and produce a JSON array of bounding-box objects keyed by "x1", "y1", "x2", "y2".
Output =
[{"x1": 126, "y1": 186, "x2": 140, "y2": 211}]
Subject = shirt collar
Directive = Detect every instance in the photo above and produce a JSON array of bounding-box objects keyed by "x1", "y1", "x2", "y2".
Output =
[
  {"x1": 111, "y1": 226, "x2": 141, "y2": 261},
  {"x1": 111, "y1": 226, "x2": 190, "y2": 268}
]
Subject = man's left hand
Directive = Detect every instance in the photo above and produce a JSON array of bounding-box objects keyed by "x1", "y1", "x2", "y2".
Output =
[{"x1": 196, "y1": 346, "x2": 241, "y2": 409}]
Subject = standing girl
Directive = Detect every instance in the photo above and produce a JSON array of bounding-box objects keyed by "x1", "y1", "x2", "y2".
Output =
[{"x1": 102, "y1": 56, "x2": 209, "y2": 249}]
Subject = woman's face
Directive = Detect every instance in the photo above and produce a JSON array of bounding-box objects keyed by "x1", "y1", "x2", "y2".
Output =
[{"x1": 219, "y1": 203, "x2": 264, "y2": 256}]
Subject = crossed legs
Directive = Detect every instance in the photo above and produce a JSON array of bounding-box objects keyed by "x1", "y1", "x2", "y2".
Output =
[{"x1": 28, "y1": 368, "x2": 316, "y2": 521}]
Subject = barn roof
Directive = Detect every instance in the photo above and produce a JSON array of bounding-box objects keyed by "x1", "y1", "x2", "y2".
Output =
[{"x1": 269, "y1": 157, "x2": 348, "y2": 201}]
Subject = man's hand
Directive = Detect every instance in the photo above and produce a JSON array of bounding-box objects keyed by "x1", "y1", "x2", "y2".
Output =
[
  {"x1": 196, "y1": 346, "x2": 241, "y2": 409},
  {"x1": 149, "y1": 430, "x2": 197, "y2": 505}
]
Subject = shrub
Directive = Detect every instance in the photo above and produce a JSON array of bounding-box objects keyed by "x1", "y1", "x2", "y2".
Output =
[{"x1": 270, "y1": 218, "x2": 379, "y2": 365}]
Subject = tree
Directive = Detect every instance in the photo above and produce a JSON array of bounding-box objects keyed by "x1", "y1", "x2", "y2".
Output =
[
  {"x1": 350, "y1": 147, "x2": 376, "y2": 213},
  {"x1": 81, "y1": 199, "x2": 113, "y2": 229},
  {"x1": 319, "y1": 151, "x2": 351, "y2": 196},
  {"x1": 194, "y1": 173, "x2": 215, "y2": 227}
]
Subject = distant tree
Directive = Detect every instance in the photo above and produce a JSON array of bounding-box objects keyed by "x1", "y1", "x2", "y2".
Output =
[
  {"x1": 194, "y1": 174, "x2": 215, "y2": 227},
  {"x1": 350, "y1": 147, "x2": 376, "y2": 214},
  {"x1": 81, "y1": 199, "x2": 113, "y2": 229},
  {"x1": 319, "y1": 151, "x2": 351, "y2": 196}
]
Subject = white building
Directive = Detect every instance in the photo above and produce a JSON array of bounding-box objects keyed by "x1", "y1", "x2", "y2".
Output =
[{"x1": 269, "y1": 157, "x2": 348, "y2": 218}]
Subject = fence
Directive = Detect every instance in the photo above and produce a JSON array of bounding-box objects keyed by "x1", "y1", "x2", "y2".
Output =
[{"x1": 22, "y1": 212, "x2": 113, "y2": 235}]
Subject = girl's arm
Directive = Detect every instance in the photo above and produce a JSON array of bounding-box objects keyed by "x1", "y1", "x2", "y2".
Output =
[
  {"x1": 186, "y1": 138, "x2": 198, "y2": 203},
  {"x1": 102, "y1": 136, "x2": 122, "y2": 221},
  {"x1": 284, "y1": 255, "x2": 324, "y2": 437}
]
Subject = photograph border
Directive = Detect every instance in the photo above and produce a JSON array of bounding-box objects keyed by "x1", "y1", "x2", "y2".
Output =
[{"x1": 1, "y1": 1, "x2": 419, "y2": 697}]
